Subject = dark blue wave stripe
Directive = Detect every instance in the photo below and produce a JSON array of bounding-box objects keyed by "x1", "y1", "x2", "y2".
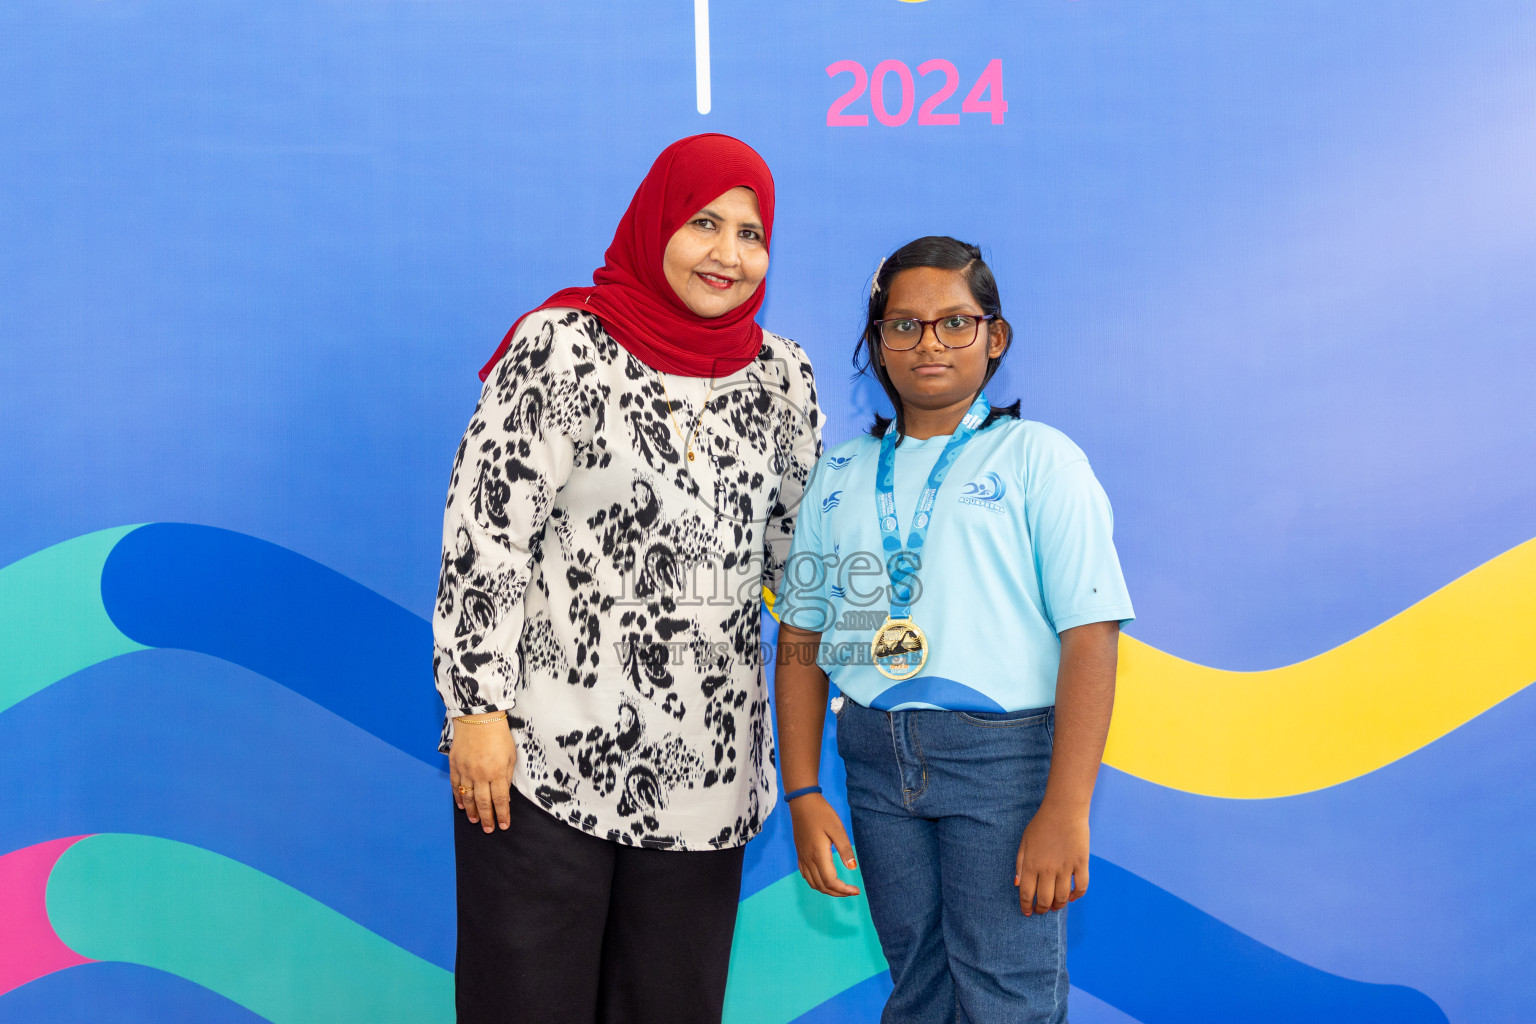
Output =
[
  {"x1": 1070, "y1": 859, "x2": 1447, "y2": 1023},
  {"x1": 101, "y1": 524, "x2": 444, "y2": 768},
  {"x1": 788, "y1": 972, "x2": 892, "y2": 1023},
  {"x1": 0, "y1": 650, "x2": 455, "y2": 969},
  {"x1": 0, "y1": 962, "x2": 267, "y2": 1024},
  {"x1": 868, "y1": 676, "x2": 1006, "y2": 713}
]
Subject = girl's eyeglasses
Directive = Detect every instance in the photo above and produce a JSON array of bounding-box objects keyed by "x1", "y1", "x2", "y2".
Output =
[{"x1": 875, "y1": 314, "x2": 996, "y2": 351}]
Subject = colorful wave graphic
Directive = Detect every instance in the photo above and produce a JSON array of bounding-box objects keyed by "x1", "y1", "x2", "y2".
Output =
[
  {"x1": 4, "y1": 523, "x2": 1515, "y2": 1021},
  {"x1": 1108, "y1": 537, "x2": 1536, "y2": 797},
  {"x1": 0, "y1": 524, "x2": 442, "y2": 766},
  {"x1": 1088, "y1": 676, "x2": 1536, "y2": 1024},
  {"x1": 0, "y1": 837, "x2": 94, "y2": 996},
  {"x1": 763, "y1": 534, "x2": 1536, "y2": 799},
  {"x1": 0, "y1": 649, "x2": 455, "y2": 963},
  {"x1": 727, "y1": 854, "x2": 1446, "y2": 1024},
  {"x1": 4, "y1": 834, "x2": 450, "y2": 1022}
]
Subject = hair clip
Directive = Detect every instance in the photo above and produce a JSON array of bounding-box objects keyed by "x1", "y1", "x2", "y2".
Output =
[{"x1": 869, "y1": 256, "x2": 886, "y2": 298}]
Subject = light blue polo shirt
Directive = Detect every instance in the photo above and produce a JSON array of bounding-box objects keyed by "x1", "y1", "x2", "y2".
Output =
[{"x1": 775, "y1": 417, "x2": 1134, "y2": 712}]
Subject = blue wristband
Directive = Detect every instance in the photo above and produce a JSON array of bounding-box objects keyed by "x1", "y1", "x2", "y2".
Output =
[{"x1": 784, "y1": 785, "x2": 823, "y2": 802}]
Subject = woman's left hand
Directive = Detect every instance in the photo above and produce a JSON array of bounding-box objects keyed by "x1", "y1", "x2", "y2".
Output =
[{"x1": 1014, "y1": 804, "x2": 1089, "y2": 916}]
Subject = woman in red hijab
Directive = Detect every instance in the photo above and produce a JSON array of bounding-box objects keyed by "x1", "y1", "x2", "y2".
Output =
[{"x1": 434, "y1": 134, "x2": 822, "y2": 1023}]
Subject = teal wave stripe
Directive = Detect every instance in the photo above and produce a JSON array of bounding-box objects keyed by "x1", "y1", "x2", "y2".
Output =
[
  {"x1": 0, "y1": 526, "x2": 146, "y2": 714},
  {"x1": 724, "y1": 869, "x2": 887, "y2": 1024},
  {"x1": 46, "y1": 833, "x2": 453, "y2": 1024}
]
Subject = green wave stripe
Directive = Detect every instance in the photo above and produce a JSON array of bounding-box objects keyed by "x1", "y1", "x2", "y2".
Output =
[
  {"x1": 0, "y1": 526, "x2": 146, "y2": 714},
  {"x1": 46, "y1": 834, "x2": 453, "y2": 1024},
  {"x1": 724, "y1": 868, "x2": 887, "y2": 1024}
]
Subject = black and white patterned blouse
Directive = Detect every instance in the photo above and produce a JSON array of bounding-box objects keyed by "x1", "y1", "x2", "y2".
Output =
[{"x1": 434, "y1": 309, "x2": 822, "y2": 850}]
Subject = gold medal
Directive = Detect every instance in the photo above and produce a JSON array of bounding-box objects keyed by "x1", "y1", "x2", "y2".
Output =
[{"x1": 871, "y1": 616, "x2": 929, "y2": 681}]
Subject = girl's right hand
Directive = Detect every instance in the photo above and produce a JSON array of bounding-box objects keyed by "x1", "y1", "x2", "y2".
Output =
[
  {"x1": 449, "y1": 714, "x2": 518, "y2": 834},
  {"x1": 789, "y1": 794, "x2": 861, "y2": 897}
]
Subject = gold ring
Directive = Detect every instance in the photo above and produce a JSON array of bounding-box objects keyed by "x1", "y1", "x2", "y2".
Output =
[{"x1": 457, "y1": 784, "x2": 471, "y2": 796}]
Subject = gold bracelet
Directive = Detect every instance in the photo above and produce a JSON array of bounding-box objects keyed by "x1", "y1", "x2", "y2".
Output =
[{"x1": 458, "y1": 712, "x2": 508, "y2": 724}]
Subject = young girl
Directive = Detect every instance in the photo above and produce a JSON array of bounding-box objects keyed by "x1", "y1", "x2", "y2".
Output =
[{"x1": 773, "y1": 236, "x2": 1132, "y2": 1023}]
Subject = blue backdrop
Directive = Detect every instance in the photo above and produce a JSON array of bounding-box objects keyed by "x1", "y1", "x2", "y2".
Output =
[{"x1": 3, "y1": 2, "x2": 1534, "y2": 1022}]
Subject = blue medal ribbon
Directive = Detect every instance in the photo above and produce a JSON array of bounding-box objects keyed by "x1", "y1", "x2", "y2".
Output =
[{"x1": 875, "y1": 393, "x2": 991, "y2": 619}]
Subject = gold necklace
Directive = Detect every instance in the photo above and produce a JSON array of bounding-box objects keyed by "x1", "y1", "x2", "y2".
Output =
[{"x1": 658, "y1": 375, "x2": 715, "y2": 463}]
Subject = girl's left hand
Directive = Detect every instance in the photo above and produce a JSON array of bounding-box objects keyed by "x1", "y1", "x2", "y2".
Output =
[
  {"x1": 1014, "y1": 804, "x2": 1089, "y2": 916},
  {"x1": 789, "y1": 794, "x2": 861, "y2": 898}
]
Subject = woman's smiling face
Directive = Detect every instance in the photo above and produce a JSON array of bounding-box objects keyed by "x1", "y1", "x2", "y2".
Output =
[
  {"x1": 662, "y1": 186, "x2": 768, "y2": 318},
  {"x1": 876, "y1": 266, "x2": 1008, "y2": 420}
]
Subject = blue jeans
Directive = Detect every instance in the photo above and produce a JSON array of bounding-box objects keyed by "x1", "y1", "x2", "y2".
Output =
[{"x1": 836, "y1": 698, "x2": 1068, "y2": 1024}]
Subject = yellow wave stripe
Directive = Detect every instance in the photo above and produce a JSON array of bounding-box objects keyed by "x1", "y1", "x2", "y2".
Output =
[{"x1": 1105, "y1": 537, "x2": 1536, "y2": 798}]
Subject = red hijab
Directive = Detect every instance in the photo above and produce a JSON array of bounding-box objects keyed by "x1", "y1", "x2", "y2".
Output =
[{"x1": 479, "y1": 134, "x2": 776, "y2": 381}]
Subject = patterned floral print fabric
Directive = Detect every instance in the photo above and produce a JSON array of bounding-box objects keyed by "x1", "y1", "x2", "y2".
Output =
[{"x1": 435, "y1": 309, "x2": 822, "y2": 850}]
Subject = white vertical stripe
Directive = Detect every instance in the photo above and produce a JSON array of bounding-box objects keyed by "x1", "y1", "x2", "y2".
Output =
[{"x1": 694, "y1": 0, "x2": 711, "y2": 115}]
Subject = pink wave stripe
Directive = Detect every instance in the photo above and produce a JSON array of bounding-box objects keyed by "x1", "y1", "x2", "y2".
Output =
[{"x1": 0, "y1": 836, "x2": 96, "y2": 996}]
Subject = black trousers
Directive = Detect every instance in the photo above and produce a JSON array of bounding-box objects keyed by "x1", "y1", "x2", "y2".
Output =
[{"x1": 454, "y1": 786, "x2": 746, "y2": 1024}]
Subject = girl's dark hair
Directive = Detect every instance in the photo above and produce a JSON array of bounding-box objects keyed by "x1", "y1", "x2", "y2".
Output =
[{"x1": 854, "y1": 235, "x2": 1020, "y2": 443}]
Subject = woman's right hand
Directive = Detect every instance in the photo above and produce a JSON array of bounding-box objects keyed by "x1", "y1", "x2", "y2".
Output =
[
  {"x1": 449, "y1": 714, "x2": 518, "y2": 834},
  {"x1": 789, "y1": 794, "x2": 861, "y2": 897}
]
